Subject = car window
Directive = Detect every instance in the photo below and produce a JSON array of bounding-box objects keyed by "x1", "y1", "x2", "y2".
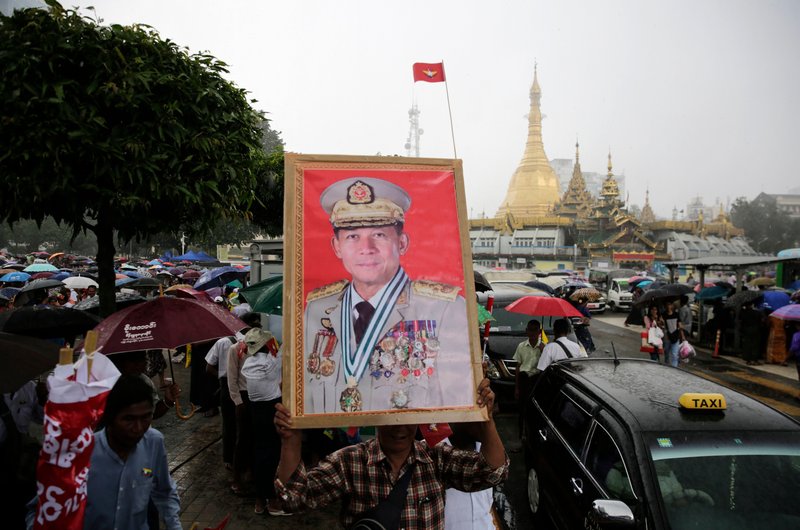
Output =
[
  {"x1": 532, "y1": 371, "x2": 558, "y2": 412},
  {"x1": 548, "y1": 391, "x2": 592, "y2": 455},
  {"x1": 586, "y1": 422, "x2": 636, "y2": 506}
]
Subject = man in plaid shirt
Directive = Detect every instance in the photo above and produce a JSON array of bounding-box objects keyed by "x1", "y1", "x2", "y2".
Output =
[{"x1": 274, "y1": 378, "x2": 509, "y2": 528}]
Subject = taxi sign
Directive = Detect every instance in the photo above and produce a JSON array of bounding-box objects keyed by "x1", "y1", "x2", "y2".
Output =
[{"x1": 679, "y1": 392, "x2": 727, "y2": 410}]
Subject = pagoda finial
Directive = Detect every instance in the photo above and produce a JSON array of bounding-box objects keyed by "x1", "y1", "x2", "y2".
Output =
[
  {"x1": 575, "y1": 138, "x2": 580, "y2": 163},
  {"x1": 607, "y1": 149, "x2": 613, "y2": 177},
  {"x1": 645, "y1": 187, "x2": 650, "y2": 205}
]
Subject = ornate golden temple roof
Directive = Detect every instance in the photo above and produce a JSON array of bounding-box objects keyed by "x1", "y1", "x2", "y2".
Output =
[
  {"x1": 495, "y1": 65, "x2": 561, "y2": 219},
  {"x1": 555, "y1": 141, "x2": 595, "y2": 219}
]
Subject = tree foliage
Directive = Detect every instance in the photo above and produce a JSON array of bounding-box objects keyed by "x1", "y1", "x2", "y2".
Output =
[
  {"x1": 0, "y1": 2, "x2": 280, "y2": 314},
  {"x1": 730, "y1": 196, "x2": 800, "y2": 254}
]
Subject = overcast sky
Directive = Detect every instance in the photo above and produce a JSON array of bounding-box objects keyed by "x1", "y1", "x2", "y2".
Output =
[{"x1": 10, "y1": 0, "x2": 800, "y2": 218}]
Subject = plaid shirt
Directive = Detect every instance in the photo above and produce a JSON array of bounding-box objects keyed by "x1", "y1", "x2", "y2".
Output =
[{"x1": 276, "y1": 437, "x2": 509, "y2": 529}]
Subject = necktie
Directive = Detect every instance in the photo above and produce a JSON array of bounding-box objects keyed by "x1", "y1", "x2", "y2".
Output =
[{"x1": 353, "y1": 301, "x2": 375, "y2": 344}]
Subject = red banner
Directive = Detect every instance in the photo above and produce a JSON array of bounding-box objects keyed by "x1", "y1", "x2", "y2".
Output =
[
  {"x1": 413, "y1": 62, "x2": 446, "y2": 83},
  {"x1": 34, "y1": 353, "x2": 119, "y2": 530}
]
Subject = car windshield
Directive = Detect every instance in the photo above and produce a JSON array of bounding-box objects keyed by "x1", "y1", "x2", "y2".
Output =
[
  {"x1": 487, "y1": 307, "x2": 541, "y2": 334},
  {"x1": 646, "y1": 432, "x2": 800, "y2": 530}
]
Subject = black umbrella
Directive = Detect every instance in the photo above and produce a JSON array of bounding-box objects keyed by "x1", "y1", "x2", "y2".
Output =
[
  {"x1": 127, "y1": 277, "x2": 162, "y2": 289},
  {"x1": 0, "y1": 332, "x2": 60, "y2": 393},
  {"x1": 474, "y1": 270, "x2": 492, "y2": 293},
  {"x1": 524, "y1": 280, "x2": 556, "y2": 295},
  {"x1": 659, "y1": 283, "x2": 694, "y2": 297},
  {"x1": 633, "y1": 288, "x2": 678, "y2": 307},
  {"x1": 0, "y1": 306, "x2": 102, "y2": 339},
  {"x1": 13, "y1": 278, "x2": 66, "y2": 307},
  {"x1": 724, "y1": 290, "x2": 762, "y2": 308}
]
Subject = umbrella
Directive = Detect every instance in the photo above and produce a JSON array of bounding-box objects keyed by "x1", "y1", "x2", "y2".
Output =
[
  {"x1": 0, "y1": 306, "x2": 102, "y2": 339},
  {"x1": 181, "y1": 270, "x2": 202, "y2": 280},
  {"x1": 538, "y1": 276, "x2": 567, "y2": 289},
  {"x1": 23, "y1": 262, "x2": 59, "y2": 273},
  {"x1": 659, "y1": 283, "x2": 694, "y2": 297},
  {"x1": 474, "y1": 270, "x2": 492, "y2": 292},
  {"x1": 3, "y1": 263, "x2": 26, "y2": 270},
  {"x1": 523, "y1": 280, "x2": 556, "y2": 294},
  {"x1": 629, "y1": 278, "x2": 653, "y2": 289},
  {"x1": 724, "y1": 290, "x2": 762, "y2": 308},
  {"x1": 628, "y1": 276, "x2": 648, "y2": 284},
  {"x1": 238, "y1": 275, "x2": 283, "y2": 314},
  {"x1": 30, "y1": 251, "x2": 50, "y2": 258},
  {"x1": 748, "y1": 277, "x2": 775, "y2": 288},
  {"x1": 788, "y1": 280, "x2": 800, "y2": 291},
  {"x1": 505, "y1": 296, "x2": 583, "y2": 318},
  {"x1": 29, "y1": 272, "x2": 55, "y2": 280},
  {"x1": 127, "y1": 277, "x2": 162, "y2": 289},
  {"x1": 47, "y1": 252, "x2": 65, "y2": 262},
  {"x1": 168, "y1": 287, "x2": 213, "y2": 303},
  {"x1": 120, "y1": 263, "x2": 138, "y2": 271},
  {"x1": 123, "y1": 271, "x2": 144, "y2": 278},
  {"x1": 0, "y1": 332, "x2": 60, "y2": 393},
  {"x1": 14, "y1": 278, "x2": 66, "y2": 306},
  {"x1": 695, "y1": 285, "x2": 732, "y2": 301},
  {"x1": 0, "y1": 287, "x2": 20, "y2": 301},
  {"x1": 115, "y1": 277, "x2": 138, "y2": 288},
  {"x1": 0, "y1": 268, "x2": 19, "y2": 275},
  {"x1": 633, "y1": 288, "x2": 678, "y2": 307},
  {"x1": 34, "y1": 338, "x2": 120, "y2": 529},
  {"x1": 0, "y1": 271, "x2": 31, "y2": 283},
  {"x1": 90, "y1": 297, "x2": 246, "y2": 355},
  {"x1": 51, "y1": 272, "x2": 71, "y2": 281},
  {"x1": 63, "y1": 276, "x2": 99, "y2": 290},
  {"x1": 193, "y1": 266, "x2": 246, "y2": 291},
  {"x1": 769, "y1": 304, "x2": 800, "y2": 322},
  {"x1": 74, "y1": 291, "x2": 147, "y2": 314},
  {"x1": 759, "y1": 291, "x2": 791, "y2": 312},
  {"x1": 570, "y1": 287, "x2": 601, "y2": 302}
]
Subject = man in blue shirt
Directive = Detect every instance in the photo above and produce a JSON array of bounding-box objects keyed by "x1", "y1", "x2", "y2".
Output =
[{"x1": 85, "y1": 375, "x2": 181, "y2": 530}]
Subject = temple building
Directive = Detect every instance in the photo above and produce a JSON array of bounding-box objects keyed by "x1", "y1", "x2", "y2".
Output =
[{"x1": 469, "y1": 67, "x2": 756, "y2": 271}]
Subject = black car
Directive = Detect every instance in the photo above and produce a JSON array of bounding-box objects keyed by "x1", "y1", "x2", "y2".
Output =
[
  {"x1": 523, "y1": 358, "x2": 800, "y2": 529},
  {"x1": 479, "y1": 285, "x2": 552, "y2": 406}
]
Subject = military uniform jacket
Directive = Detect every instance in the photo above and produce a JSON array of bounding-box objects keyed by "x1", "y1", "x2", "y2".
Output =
[{"x1": 303, "y1": 278, "x2": 472, "y2": 413}]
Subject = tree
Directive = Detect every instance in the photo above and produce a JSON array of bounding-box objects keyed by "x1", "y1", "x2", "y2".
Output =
[
  {"x1": 0, "y1": 2, "x2": 280, "y2": 314},
  {"x1": 730, "y1": 197, "x2": 800, "y2": 254}
]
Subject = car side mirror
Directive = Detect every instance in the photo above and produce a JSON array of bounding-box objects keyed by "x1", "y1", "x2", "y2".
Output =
[{"x1": 587, "y1": 499, "x2": 635, "y2": 528}]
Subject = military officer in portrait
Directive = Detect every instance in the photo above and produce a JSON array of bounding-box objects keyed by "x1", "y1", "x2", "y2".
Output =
[{"x1": 304, "y1": 177, "x2": 473, "y2": 414}]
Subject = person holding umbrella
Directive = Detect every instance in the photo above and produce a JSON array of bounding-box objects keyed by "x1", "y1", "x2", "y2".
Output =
[
  {"x1": 572, "y1": 297, "x2": 596, "y2": 354},
  {"x1": 663, "y1": 303, "x2": 682, "y2": 367},
  {"x1": 644, "y1": 305, "x2": 666, "y2": 362},
  {"x1": 537, "y1": 318, "x2": 585, "y2": 371}
]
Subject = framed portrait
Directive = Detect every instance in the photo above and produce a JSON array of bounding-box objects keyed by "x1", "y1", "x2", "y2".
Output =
[{"x1": 283, "y1": 153, "x2": 485, "y2": 428}]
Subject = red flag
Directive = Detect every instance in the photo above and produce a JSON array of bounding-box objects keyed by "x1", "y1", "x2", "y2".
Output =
[{"x1": 413, "y1": 62, "x2": 446, "y2": 83}]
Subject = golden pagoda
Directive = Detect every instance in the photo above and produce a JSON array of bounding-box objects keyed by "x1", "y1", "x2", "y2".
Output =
[
  {"x1": 555, "y1": 141, "x2": 595, "y2": 219},
  {"x1": 639, "y1": 188, "x2": 656, "y2": 224},
  {"x1": 495, "y1": 66, "x2": 561, "y2": 218}
]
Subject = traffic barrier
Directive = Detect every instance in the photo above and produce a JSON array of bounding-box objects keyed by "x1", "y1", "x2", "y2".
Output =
[{"x1": 712, "y1": 329, "x2": 721, "y2": 359}]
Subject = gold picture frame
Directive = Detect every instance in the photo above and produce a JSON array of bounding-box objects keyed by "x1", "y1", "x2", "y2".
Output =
[{"x1": 282, "y1": 153, "x2": 486, "y2": 428}]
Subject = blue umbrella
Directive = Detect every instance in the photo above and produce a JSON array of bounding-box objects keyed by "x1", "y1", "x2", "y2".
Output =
[
  {"x1": 0, "y1": 271, "x2": 31, "y2": 283},
  {"x1": 759, "y1": 291, "x2": 791, "y2": 311},
  {"x1": 23, "y1": 263, "x2": 59, "y2": 273},
  {"x1": 123, "y1": 271, "x2": 144, "y2": 278},
  {"x1": 51, "y1": 272, "x2": 72, "y2": 281},
  {"x1": 0, "y1": 287, "x2": 20, "y2": 301},
  {"x1": 696, "y1": 285, "x2": 731, "y2": 301},
  {"x1": 193, "y1": 266, "x2": 245, "y2": 291},
  {"x1": 788, "y1": 280, "x2": 800, "y2": 291}
]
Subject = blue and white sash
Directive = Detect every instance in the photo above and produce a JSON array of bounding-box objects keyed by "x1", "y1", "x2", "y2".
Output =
[{"x1": 341, "y1": 267, "x2": 409, "y2": 384}]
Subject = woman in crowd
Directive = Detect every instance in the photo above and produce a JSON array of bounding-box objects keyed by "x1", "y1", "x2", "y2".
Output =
[
  {"x1": 662, "y1": 302, "x2": 682, "y2": 367},
  {"x1": 572, "y1": 297, "x2": 596, "y2": 354},
  {"x1": 644, "y1": 305, "x2": 665, "y2": 362}
]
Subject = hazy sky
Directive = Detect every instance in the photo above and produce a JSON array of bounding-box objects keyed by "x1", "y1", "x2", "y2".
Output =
[{"x1": 10, "y1": 0, "x2": 800, "y2": 218}]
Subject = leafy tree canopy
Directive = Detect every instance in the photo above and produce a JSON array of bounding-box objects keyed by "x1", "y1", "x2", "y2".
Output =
[
  {"x1": 730, "y1": 196, "x2": 800, "y2": 254},
  {"x1": 0, "y1": 2, "x2": 281, "y2": 313}
]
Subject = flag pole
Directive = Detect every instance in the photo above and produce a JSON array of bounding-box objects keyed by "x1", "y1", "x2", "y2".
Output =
[{"x1": 442, "y1": 60, "x2": 458, "y2": 159}]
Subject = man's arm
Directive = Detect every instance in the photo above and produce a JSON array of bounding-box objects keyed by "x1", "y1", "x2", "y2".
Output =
[
  {"x1": 226, "y1": 346, "x2": 243, "y2": 406},
  {"x1": 475, "y1": 378, "x2": 506, "y2": 469}
]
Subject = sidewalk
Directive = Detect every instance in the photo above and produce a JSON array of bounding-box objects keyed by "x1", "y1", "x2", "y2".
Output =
[
  {"x1": 595, "y1": 313, "x2": 799, "y2": 383},
  {"x1": 154, "y1": 363, "x2": 341, "y2": 529}
]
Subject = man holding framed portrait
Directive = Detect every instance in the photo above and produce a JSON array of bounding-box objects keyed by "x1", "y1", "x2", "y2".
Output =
[{"x1": 284, "y1": 155, "x2": 484, "y2": 427}]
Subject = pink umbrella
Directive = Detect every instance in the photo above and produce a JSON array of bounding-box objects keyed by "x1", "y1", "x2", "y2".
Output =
[
  {"x1": 505, "y1": 296, "x2": 583, "y2": 318},
  {"x1": 769, "y1": 304, "x2": 800, "y2": 322}
]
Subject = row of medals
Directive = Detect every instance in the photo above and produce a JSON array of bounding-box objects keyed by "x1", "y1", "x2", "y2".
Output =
[{"x1": 308, "y1": 321, "x2": 441, "y2": 411}]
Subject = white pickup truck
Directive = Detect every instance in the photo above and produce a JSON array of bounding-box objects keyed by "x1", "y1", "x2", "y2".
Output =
[{"x1": 606, "y1": 277, "x2": 634, "y2": 312}]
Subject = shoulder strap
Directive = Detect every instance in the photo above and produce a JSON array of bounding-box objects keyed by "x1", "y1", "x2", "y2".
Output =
[
  {"x1": 386, "y1": 461, "x2": 415, "y2": 506},
  {"x1": 555, "y1": 339, "x2": 573, "y2": 359}
]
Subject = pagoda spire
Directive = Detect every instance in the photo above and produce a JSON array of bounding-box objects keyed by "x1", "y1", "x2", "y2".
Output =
[
  {"x1": 555, "y1": 138, "x2": 595, "y2": 219},
  {"x1": 640, "y1": 186, "x2": 656, "y2": 224},
  {"x1": 495, "y1": 65, "x2": 561, "y2": 218}
]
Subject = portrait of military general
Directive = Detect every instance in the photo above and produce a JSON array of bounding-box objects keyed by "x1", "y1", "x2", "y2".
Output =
[{"x1": 283, "y1": 155, "x2": 482, "y2": 427}]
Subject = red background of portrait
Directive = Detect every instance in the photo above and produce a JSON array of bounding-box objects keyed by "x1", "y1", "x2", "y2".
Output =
[{"x1": 302, "y1": 168, "x2": 466, "y2": 306}]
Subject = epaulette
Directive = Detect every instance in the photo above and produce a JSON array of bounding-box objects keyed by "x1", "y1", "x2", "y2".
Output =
[
  {"x1": 307, "y1": 280, "x2": 348, "y2": 302},
  {"x1": 411, "y1": 279, "x2": 460, "y2": 301}
]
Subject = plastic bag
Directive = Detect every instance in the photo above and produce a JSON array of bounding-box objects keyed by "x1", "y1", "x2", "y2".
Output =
[
  {"x1": 679, "y1": 340, "x2": 695, "y2": 360},
  {"x1": 648, "y1": 327, "x2": 663, "y2": 347}
]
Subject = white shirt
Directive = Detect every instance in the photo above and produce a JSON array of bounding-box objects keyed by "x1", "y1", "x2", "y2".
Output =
[
  {"x1": 241, "y1": 351, "x2": 282, "y2": 402},
  {"x1": 205, "y1": 336, "x2": 235, "y2": 378},
  {"x1": 537, "y1": 337, "x2": 585, "y2": 371},
  {"x1": 0, "y1": 381, "x2": 43, "y2": 445},
  {"x1": 443, "y1": 440, "x2": 494, "y2": 530},
  {"x1": 231, "y1": 302, "x2": 251, "y2": 318}
]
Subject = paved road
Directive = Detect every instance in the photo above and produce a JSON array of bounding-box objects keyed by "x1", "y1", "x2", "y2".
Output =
[{"x1": 158, "y1": 316, "x2": 800, "y2": 529}]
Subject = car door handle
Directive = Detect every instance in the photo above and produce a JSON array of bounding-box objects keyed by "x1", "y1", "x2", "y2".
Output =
[
  {"x1": 571, "y1": 477, "x2": 583, "y2": 496},
  {"x1": 538, "y1": 429, "x2": 547, "y2": 441}
]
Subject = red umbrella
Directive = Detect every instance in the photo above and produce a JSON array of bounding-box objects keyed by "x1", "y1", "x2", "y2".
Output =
[
  {"x1": 170, "y1": 286, "x2": 213, "y2": 303},
  {"x1": 505, "y1": 296, "x2": 583, "y2": 318},
  {"x1": 181, "y1": 270, "x2": 202, "y2": 279},
  {"x1": 30, "y1": 271, "x2": 55, "y2": 280},
  {"x1": 91, "y1": 297, "x2": 245, "y2": 355}
]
